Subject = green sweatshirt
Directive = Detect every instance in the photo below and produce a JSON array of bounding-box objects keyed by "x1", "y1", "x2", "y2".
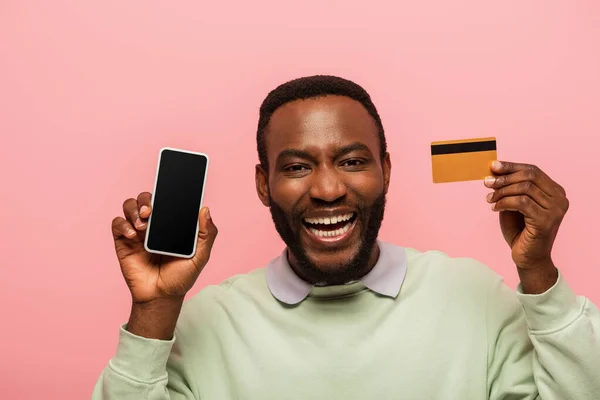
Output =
[{"x1": 92, "y1": 245, "x2": 600, "y2": 399}]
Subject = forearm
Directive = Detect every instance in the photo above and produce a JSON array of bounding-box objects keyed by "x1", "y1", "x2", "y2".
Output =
[
  {"x1": 517, "y1": 260, "x2": 559, "y2": 295},
  {"x1": 92, "y1": 317, "x2": 185, "y2": 400},
  {"x1": 487, "y1": 271, "x2": 600, "y2": 399},
  {"x1": 517, "y1": 273, "x2": 600, "y2": 399},
  {"x1": 127, "y1": 296, "x2": 185, "y2": 340}
]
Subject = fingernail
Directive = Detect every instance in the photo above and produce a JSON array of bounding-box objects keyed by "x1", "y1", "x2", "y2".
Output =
[
  {"x1": 127, "y1": 229, "x2": 136, "y2": 236},
  {"x1": 140, "y1": 206, "x2": 149, "y2": 214},
  {"x1": 492, "y1": 161, "x2": 502, "y2": 169},
  {"x1": 484, "y1": 176, "x2": 496, "y2": 186},
  {"x1": 205, "y1": 208, "x2": 211, "y2": 219},
  {"x1": 486, "y1": 193, "x2": 493, "y2": 202}
]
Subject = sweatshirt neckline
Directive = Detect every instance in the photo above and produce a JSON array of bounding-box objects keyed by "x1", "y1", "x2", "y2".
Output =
[
  {"x1": 265, "y1": 240, "x2": 408, "y2": 305},
  {"x1": 307, "y1": 281, "x2": 370, "y2": 300}
]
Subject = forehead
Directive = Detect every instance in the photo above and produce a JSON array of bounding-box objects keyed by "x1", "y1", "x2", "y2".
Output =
[{"x1": 265, "y1": 95, "x2": 380, "y2": 155}]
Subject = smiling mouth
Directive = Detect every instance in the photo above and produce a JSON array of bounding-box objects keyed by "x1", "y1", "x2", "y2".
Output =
[{"x1": 302, "y1": 213, "x2": 357, "y2": 238}]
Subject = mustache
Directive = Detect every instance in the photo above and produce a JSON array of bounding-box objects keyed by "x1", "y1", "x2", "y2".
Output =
[{"x1": 287, "y1": 197, "x2": 365, "y2": 217}]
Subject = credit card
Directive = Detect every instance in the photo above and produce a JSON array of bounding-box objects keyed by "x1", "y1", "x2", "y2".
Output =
[{"x1": 431, "y1": 137, "x2": 497, "y2": 183}]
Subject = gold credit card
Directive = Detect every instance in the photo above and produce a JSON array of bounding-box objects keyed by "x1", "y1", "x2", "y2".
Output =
[{"x1": 431, "y1": 137, "x2": 497, "y2": 183}]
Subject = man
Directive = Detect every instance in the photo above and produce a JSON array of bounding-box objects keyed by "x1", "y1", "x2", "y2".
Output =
[{"x1": 93, "y1": 75, "x2": 599, "y2": 399}]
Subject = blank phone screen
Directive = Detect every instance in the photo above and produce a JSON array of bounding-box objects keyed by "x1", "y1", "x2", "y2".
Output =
[{"x1": 146, "y1": 149, "x2": 208, "y2": 257}]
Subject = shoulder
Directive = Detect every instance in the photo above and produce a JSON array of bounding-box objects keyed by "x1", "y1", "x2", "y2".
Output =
[
  {"x1": 401, "y1": 245, "x2": 506, "y2": 299},
  {"x1": 185, "y1": 268, "x2": 269, "y2": 310},
  {"x1": 398, "y1": 245, "x2": 526, "y2": 329},
  {"x1": 176, "y1": 268, "x2": 273, "y2": 332}
]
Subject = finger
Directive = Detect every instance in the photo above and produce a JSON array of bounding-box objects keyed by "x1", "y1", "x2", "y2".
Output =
[
  {"x1": 487, "y1": 181, "x2": 552, "y2": 210},
  {"x1": 112, "y1": 216, "x2": 137, "y2": 239},
  {"x1": 137, "y1": 192, "x2": 152, "y2": 220},
  {"x1": 485, "y1": 161, "x2": 556, "y2": 197},
  {"x1": 491, "y1": 195, "x2": 545, "y2": 220},
  {"x1": 198, "y1": 207, "x2": 217, "y2": 242},
  {"x1": 192, "y1": 207, "x2": 218, "y2": 265},
  {"x1": 490, "y1": 160, "x2": 535, "y2": 175},
  {"x1": 123, "y1": 198, "x2": 145, "y2": 230}
]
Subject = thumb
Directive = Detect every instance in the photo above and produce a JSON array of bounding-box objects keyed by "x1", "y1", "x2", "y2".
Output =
[{"x1": 192, "y1": 206, "x2": 218, "y2": 266}]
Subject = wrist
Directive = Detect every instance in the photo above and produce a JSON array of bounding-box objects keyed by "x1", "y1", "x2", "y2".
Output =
[
  {"x1": 127, "y1": 296, "x2": 185, "y2": 340},
  {"x1": 517, "y1": 260, "x2": 559, "y2": 294},
  {"x1": 132, "y1": 295, "x2": 186, "y2": 309}
]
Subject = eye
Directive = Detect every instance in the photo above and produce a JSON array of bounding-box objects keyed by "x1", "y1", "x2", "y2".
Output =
[
  {"x1": 341, "y1": 159, "x2": 365, "y2": 167},
  {"x1": 284, "y1": 164, "x2": 310, "y2": 172}
]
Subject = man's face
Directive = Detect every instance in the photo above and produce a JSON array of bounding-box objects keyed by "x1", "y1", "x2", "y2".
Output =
[{"x1": 256, "y1": 95, "x2": 391, "y2": 285}]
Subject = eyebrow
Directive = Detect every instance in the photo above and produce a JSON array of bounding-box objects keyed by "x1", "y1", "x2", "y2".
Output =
[
  {"x1": 333, "y1": 142, "x2": 372, "y2": 159},
  {"x1": 275, "y1": 141, "x2": 373, "y2": 165}
]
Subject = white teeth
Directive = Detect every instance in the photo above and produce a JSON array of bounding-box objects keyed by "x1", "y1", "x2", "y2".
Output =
[
  {"x1": 308, "y1": 221, "x2": 352, "y2": 238},
  {"x1": 304, "y1": 213, "x2": 354, "y2": 225}
]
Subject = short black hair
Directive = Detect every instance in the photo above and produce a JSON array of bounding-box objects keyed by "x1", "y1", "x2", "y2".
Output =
[{"x1": 256, "y1": 75, "x2": 386, "y2": 170}]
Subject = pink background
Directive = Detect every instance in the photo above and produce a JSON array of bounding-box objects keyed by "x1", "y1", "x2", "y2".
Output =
[{"x1": 1, "y1": 1, "x2": 599, "y2": 398}]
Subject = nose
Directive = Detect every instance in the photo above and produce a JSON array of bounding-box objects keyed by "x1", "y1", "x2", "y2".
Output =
[{"x1": 308, "y1": 167, "x2": 347, "y2": 203}]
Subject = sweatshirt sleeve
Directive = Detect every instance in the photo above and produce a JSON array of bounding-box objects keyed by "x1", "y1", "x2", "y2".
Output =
[
  {"x1": 91, "y1": 324, "x2": 195, "y2": 400},
  {"x1": 486, "y1": 271, "x2": 600, "y2": 400},
  {"x1": 515, "y1": 271, "x2": 600, "y2": 399}
]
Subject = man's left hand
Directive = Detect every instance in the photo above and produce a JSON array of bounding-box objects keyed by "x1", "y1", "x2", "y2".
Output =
[{"x1": 484, "y1": 161, "x2": 570, "y2": 273}]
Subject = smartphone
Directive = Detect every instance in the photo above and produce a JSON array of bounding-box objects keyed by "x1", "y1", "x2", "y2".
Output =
[{"x1": 144, "y1": 147, "x2": 209, "y2": 258}]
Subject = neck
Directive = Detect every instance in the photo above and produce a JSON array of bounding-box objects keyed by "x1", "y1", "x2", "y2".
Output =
[{"x1": 287, "y1": 242, "x2": 381, "y2": 286}]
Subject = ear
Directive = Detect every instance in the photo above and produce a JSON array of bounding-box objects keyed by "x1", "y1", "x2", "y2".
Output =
[
  {"x1": 255, "y1": 164, "x2": 270, "y2": 207},
  {"x1": 382, "y1": 152, "x2": 392, "y2": 194}
]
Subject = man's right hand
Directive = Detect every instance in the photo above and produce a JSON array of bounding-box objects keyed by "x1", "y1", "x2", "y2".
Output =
[{"x1": 111, "y1": 191, "x2": 218, "y2": 305}]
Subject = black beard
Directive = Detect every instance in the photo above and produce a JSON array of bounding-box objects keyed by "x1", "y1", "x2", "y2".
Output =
[{"x1": 268, "y1": 192, "x2": 386, "y2": 285}]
